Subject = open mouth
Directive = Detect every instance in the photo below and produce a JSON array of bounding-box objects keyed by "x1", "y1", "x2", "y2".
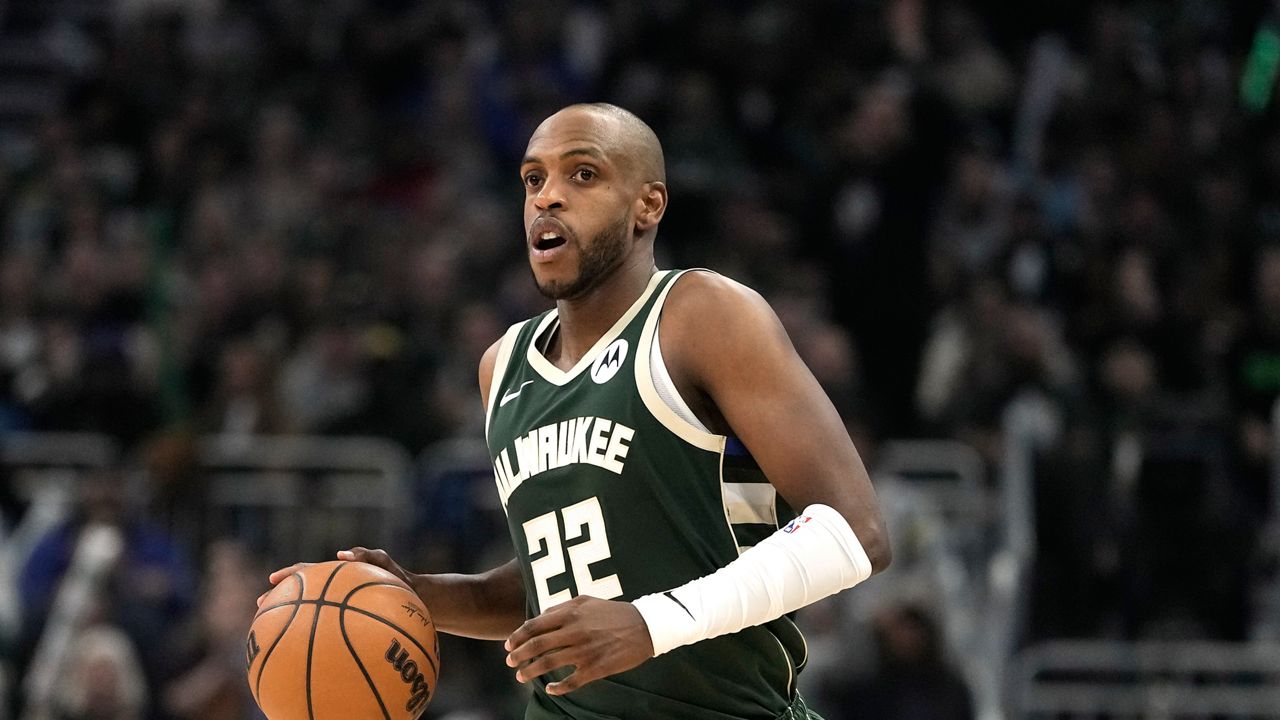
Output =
[{"x1": 534, "y1": 232, "x2": 567, "y2": 251}]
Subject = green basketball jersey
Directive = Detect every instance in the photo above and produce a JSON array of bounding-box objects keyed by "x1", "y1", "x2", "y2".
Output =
[{"x1": 484, "y1": 270, "x2": 809, "y2": 720}]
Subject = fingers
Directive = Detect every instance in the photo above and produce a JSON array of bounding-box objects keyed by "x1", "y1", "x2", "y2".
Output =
[
  {"x1": 337, "y1": 546, "x2": 369, "y2": 562},
  {"x1": 504, "y1": 597, "x2": 653, "y2": 695},
  {"x1": 505, "y1": 611, "x2": 565, "y2": 655},
  {"x1": 510, "y1": 643, "x2": 573, "y2": 683},
  {"x1": 267, "y1": 562, "x2": 309, "y2": 585},
  {"x1": 338, "y1": 547, "x2": 417, "y2": 592},
  {"x1": 546, "y1": 668, "x2": 598, "y2": 696},
  {"x1": 338, "y1": 546, "x2": 394, "y2": 571},
  {"x1": 505, "y1": 624, "x2": 573, "y2": 670},
  {"x1": 507, "y1": 639, "x2": 603, "y2": 696},
  {"x1": 257, "y1": 548, "x2": 404, "y2": 609},
  {"x1": 257, "y1": 562, "x2": 311, "y2": 607},
  {"x1": 505, "y1": 612, "x2": 587, "y2": 689}
]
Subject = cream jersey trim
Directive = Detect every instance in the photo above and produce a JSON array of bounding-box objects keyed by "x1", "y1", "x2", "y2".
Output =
[
  {"x1": 650, "y1": 328, "x2": 712, "y2": 433},
  {"x1": 634, "y1": 269, "x2": 726, "y2": 453},
  {"x1": 526, "y1": 271, "x2": 667, "y2": 387},
  {"x1": 484, "y1": 321, "x2": 526, "y2": 439}
]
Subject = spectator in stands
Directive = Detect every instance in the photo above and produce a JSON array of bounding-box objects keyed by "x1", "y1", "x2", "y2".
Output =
[
  {"x1": 916, "y1": 276, "x2": 1078, "y2": 464},
  {"x1": 199, "y1": 339, "x2": 286, "y2": 437},
  {"x1": 278, "y1": 317, "x2": 371, "y2": 434},
  {"x1": 1, "y1": 0, "x2": 1278, "y2": 715},
  {"x1": 52, "y1": 624, "x2": 148, "y2": 720},
  {"x1": 928, "y1": 140, "x2": 1014, "y2": 303},
  {"x1": 824, "y1": 604, "x2": 973, "y2": 720},
  {"x1": 163, "y1": 540, "x2": 265, "y2": 720},
  {"x1": 0, "y1": 253, "x2": 39, "y2": 431},
  {"x1": 1228, "y1": 244, "x2": 1280, "y2": 511},
  {"x1": 19, "y1": 469, "x2": 195, "y2": 704},
  {"x1": 826, "y1": 74, "x2": 941, "y2": 436}
]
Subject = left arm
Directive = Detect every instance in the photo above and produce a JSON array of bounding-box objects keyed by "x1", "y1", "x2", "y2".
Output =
[
  {"x1": 505, "y1": 272, "x2": 890, "y2": 693},
  {"x1": 662, "y1": 272, "x2": 889, "y2": 569}
]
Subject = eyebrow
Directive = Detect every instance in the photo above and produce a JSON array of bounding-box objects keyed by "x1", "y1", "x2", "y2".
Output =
[{"x1": 521, "y1": 147, "x2": 606, "y2": 167}]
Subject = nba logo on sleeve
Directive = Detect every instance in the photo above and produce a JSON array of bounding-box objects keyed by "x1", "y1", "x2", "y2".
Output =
[
  {"x1": 591, "y1": 339, "x2": 629, "y2": 384},
  {"x1": 782, "y1": 515, "x2": 812, "y2": 533}
]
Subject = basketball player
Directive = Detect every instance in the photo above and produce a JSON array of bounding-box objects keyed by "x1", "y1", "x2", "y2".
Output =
[{"x1": 264, "y1": 103, "x2": 890, "y2": 719}]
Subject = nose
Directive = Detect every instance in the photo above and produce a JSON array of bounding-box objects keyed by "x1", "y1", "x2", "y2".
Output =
[{"x1": 532, "y1": 176, "x2": 566, "y2": 212}]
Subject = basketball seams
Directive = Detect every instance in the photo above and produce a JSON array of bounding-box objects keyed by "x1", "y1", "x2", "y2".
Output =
[
  {"x1": 253, "y1": 567, "x2": 305, "y2": 619},
  {"x1": 248, "y1": 562, "x2": 439, "y2": 719},
  {"x1": 338, "y1": 604, "x2": 393, "y2": 720},
  {"x1": 255, "y1": 572, "x2": 304, "y2": 702},
  {"x1": 307, "y1": 561, "x2": 349, "y2": 720},
  {"x1": 341, "y1": 583, "x2": 439, "y2": 678},
  {"x1": 340, "y1": 606, "x2": 439, "y2": 678},
  {"x1": 339, "y1": 581, "x2": 432, "y2": 617},
  {"x1": 255, "y1": 583, "x2": 422, "y2": 617}
]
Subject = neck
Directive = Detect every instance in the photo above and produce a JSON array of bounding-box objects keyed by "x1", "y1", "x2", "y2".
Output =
[{"x1": 551, "y1": 253, "x2": 656, "y2": 367}]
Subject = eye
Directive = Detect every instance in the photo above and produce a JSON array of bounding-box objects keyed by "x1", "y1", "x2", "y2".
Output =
[
  {"x1": 523, "y1": 172, "x2": 543, "y2": 188},
  {"x1": 573, "y1": 168, "x2": 596, "y2": 182}
]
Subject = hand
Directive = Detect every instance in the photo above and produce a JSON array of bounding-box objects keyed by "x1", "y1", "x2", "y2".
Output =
[
  {"x1": 504, "y1": 595, "x2": 655, "y2": 695},
  {"x1": 335, "y1": 546, "x2": 416, "y2": 590},
  {"x1": 255, "y1": 547, "x2": 414, "y2": 608},
  {"x1": 257, "y1": 561, "x2": 313, "y2": 607}
]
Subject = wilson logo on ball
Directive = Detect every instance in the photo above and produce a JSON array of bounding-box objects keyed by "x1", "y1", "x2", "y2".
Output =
[
  {"x1": 245, "y1": 631, "x2": 261, "y2": 671},
  {"x1": 248, "y1": 562, "x2": 439, "y2": 719},
  {"x1": 385, "y1": 638, "x2": 431, "y2": 712}
]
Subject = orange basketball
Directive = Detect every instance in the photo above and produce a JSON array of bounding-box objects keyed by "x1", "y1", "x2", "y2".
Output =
[{"x1": 247, "y1": 561, "x2": 439, "y2": 720}]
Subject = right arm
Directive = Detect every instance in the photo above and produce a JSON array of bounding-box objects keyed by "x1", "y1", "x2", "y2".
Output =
[
  {"x1": 259, "y1": 338, "x2": 528, "y2": 641},
  {"x1": 336, "y1": 550, "x2": 525, "y2": 641}
]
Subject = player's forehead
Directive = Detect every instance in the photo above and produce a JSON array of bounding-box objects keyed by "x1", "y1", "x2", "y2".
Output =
[{"x1": 522, "y1": 108, "x2": 626, "y2": 167}]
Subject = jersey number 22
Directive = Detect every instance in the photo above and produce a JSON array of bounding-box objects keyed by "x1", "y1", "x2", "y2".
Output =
[{"x1": 522, "y1": 496, "x2": 622, "y2": 612}]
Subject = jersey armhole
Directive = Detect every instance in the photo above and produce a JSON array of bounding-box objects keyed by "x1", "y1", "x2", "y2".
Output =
[
  {"x1": 484, "y1": 321, "x2": 526, "y2": 439},
  {"x1": 651, "y1": 329, "x2": 710, "y2": 433},
  {"x1": 634, "y1": 269, "x2": 726, "y2": 453}
]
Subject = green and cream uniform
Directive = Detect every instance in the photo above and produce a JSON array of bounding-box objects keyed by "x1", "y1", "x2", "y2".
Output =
[{"x1": 485, "y1": 270, "x2": 818, "y2": 720}]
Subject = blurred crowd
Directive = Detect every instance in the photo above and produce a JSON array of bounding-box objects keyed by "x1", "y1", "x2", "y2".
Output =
[{"x1": 2, "y1": 0, "x2": 1280, "y2": 718}]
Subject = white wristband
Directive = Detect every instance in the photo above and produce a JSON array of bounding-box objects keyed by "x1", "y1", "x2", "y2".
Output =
[{"x1": 631, "y1": 504, "x2": 873, "y2": 656}]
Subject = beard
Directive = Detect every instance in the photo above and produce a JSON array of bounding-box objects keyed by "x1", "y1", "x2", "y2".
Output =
[{"x1": 534, "y1": 214, "x2": 631, "y2": 300}]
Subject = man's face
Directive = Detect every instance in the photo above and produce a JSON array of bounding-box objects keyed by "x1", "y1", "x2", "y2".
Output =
[{"x1": 520, "y1": 109, "x2": 638, "y2": 300}]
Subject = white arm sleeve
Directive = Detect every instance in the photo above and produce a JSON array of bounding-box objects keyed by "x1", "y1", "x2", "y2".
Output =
[{"x1": 631, "y1": 503, "x2": 873, "y2": 656}]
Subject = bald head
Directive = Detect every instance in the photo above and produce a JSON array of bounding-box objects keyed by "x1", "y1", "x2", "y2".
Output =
[
  {"x1": 535, "y1": 103, "x2": 666, "y2": 185},
  {"x1": 520, "y1": 101, "x2": 670, "y2": 285}
]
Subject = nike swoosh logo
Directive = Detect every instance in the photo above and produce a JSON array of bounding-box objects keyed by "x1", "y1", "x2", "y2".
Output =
[
  {"x1": 499, "y1": 380, "x2": 535, "y2": 407},
  {"x1": 664, "y1": 591, "x2": 695, "y2": 620}
]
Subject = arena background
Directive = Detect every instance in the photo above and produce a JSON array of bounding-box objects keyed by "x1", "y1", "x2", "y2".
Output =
[{"x1": 2, "y1": 0, "x2": 1280, "y2": 718}]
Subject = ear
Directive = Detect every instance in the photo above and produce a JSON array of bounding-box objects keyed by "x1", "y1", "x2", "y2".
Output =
[{"x1": 634, "y1": 182, "x2": 668, "y2": 233}]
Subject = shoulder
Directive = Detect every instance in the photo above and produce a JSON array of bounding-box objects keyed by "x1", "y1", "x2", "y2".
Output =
[
  {"x1": 660, "y1": 270, "x2": 792, "y2": 384},
  {"x1": 663, "y1": 270, "x2": 787, "y2": 346},
  {"x1": 479, "y1": 337, "x2": 502, "y2": 393},
  {"x1": 477, "y1": 314, "x2": 549, "y2": 406},
  {"x1": 666, "y1": 268, "x2": 763, "y2": 306},
  {"x1": 479, "y1": 337, "x2": 502, "y2": 382},
  {"x1": 478, "y1": 323, "x2": 518, "y2": 408}
]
